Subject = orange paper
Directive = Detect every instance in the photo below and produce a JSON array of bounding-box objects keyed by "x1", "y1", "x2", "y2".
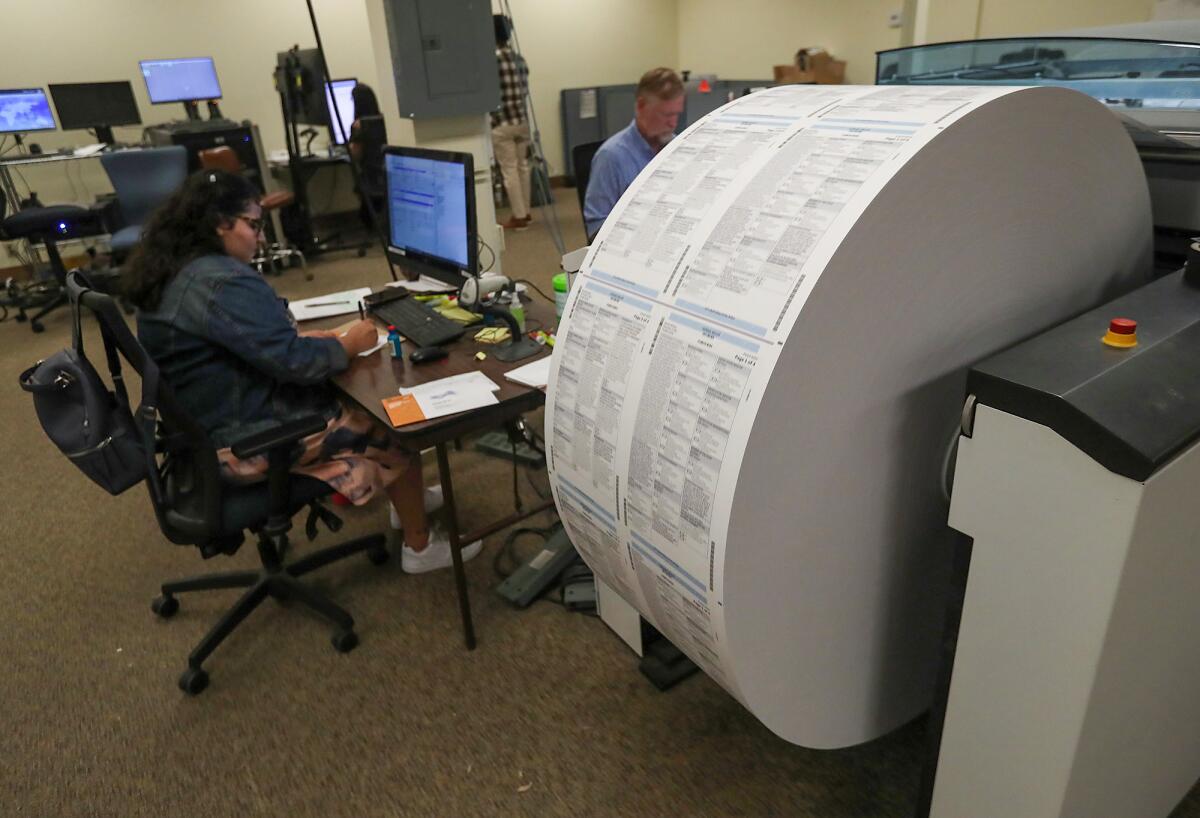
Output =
[{"x1": 381, "y1": 394, "x2": 427, "y2": 426}]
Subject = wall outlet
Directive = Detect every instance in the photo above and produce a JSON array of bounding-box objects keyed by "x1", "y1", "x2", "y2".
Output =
[{"x1": 888, "y1": 10, "x2": 904, "y2": 28}]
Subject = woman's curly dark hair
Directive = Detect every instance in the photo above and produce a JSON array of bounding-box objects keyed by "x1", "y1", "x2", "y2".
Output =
[{"x1": 121, "y1": 169, "x2": 260, "y2": 310}]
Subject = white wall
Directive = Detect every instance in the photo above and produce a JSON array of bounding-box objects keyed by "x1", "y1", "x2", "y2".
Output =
[
  {"x1": 677, "y1": 0, "x2": 905, "y2": 85},
  {"x1": 913, "y1": 0, "x2": 1154, "y2": 43},
  {"x1": 0, "y1": 0, "x2": 1165, "y2": 267},
  {"x1": 496, "y1": 0, "x2": 679, "y2": 176},
  {"x1": 977, "y1": 0, "x2": 1154, "y2": 35}
]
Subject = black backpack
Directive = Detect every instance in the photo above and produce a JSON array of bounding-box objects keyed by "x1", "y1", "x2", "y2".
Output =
[{"x1": 19, "y1": 286, "x2": 158, "y2": 496}]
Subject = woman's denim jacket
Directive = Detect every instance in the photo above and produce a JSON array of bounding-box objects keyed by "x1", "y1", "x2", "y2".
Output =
[{"x1": 137, "y1": 254, "x2": 349, "y2": 448}]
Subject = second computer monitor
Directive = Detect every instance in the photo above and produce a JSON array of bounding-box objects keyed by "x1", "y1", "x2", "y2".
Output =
[
  {"x1": 0, "y1": 88, "x2": 56, "y2": 134},
  {"x1": 384, "y1": 146, "x2": 477, "y2": 285},
  {"x1": 326, "y1": 78, "x2": 357, "y2": 145},
  {"x1": 48, "y1": 81, "x2": 141, "y2": 145},
  {"x1": 140, "y1": 57, "x2": 223, "y2": 103}
]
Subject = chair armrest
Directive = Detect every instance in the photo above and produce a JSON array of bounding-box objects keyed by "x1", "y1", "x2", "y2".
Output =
[{"x1": 229, "y1": 414, "x2": 327, "y2": 459}]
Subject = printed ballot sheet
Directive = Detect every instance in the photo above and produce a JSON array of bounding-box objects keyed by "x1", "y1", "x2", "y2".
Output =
[{"x1": 550, "y1": 85, "x2": 1015, "y2": 697}]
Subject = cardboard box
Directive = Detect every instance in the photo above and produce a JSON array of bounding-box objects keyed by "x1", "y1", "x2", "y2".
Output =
[{"x1": 773, "y1": 48, "x2": 846, "y2": 85}]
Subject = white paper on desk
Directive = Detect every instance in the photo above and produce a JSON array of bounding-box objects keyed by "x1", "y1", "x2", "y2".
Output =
[
  {"x1": 384, "y1": 275, "x2": 460, "y2": 294},
  {"x1": 503, "y1": 356, "x2": 551, "y2": 388},
  {"x1": 73, "y1": 143, "x2": 106, "y2": 157},
  {"x1": 358, "y1": 332, "x2": 389, "y2": 357},
  {"x1": 412, "y1": 382, "x2": 498, "y2": 419},
  {"x1": 289, "y1": 287, "x2": 372, "y2": 321},
  {"x1": 399, "y1": 371, "x2": 500, "y2": 396}
]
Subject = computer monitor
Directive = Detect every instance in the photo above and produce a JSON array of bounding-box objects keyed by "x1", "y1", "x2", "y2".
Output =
[
  {"x1": 383, "y1": 146, "x2": 477, "y2": 285},
  {"x1": 48, "y1": 81, "x2": 141, "y2": 145},
  {"x1": 139, "y1": 57, "x2": 222, "y2": 104},
  {"x1": 326, "y1": 78, "x2": 357, "y2": 145},
  {"x1": 0, "y1": 88, "x2": 56, "y2": 134}
]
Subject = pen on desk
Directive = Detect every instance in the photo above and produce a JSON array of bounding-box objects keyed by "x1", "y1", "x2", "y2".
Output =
[
  {"x1": 358, "y1": 301, "x2": 365, "y2": 321},
  {"x1": 306, "y1": 300, "x2": 354, "y2": 308}
]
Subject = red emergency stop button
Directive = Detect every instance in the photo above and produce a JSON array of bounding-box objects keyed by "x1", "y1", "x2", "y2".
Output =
[{"x1": 1102, "y1": 317, "x2": 1138, "y2": 348}]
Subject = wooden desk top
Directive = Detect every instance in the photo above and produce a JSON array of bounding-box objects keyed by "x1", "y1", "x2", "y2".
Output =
[{"x1": 308, "y1": 295, "x2": 556, "y2": 451}]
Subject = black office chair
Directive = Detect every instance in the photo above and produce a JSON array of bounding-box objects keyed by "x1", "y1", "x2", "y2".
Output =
[
  {"x1": 571, "y1": 140, "x2": 603, "y2": 244},
  {"x1": 1, "y1": 205, "x2": 92, "y2": 332},
  {"x1": 65, "y1": 271, "x2": 388, "y2": 695}
]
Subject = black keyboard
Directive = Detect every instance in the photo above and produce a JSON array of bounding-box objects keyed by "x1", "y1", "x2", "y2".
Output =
[{"x1": 371, "y1": 297, "x2": 466, "y2": 348}]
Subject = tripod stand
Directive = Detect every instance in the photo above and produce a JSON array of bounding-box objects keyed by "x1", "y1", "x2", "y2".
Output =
[{"x1": 274, "y1": 50, "x2": 369, "y2": 259}]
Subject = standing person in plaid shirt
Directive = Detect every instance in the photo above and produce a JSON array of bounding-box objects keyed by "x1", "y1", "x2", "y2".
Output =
[{"x1": 492, "y1": 14, "x2": 533, "y2": 231}]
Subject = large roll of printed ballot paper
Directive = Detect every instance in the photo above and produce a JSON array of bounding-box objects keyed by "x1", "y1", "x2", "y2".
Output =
[{"x1": 545, "y1": 85, "x2": 1151, "y2": 748}]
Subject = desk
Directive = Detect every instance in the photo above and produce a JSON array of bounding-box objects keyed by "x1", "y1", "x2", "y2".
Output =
[
  {"x1": 268, "y1": 152, "x2": 357, "y2": 217},
  {"x1": 0, "y1": 151, "x2": 102, "y2": 216},
  {"x1": 310, "y1": 296, "x2": 556, "y2": 648},
  {"x1": 0, "y1": 147, "x2": 139, "y2": 228}
]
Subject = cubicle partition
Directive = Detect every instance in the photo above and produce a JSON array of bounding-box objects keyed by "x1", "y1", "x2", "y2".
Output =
[{"x1": 559, "y1": 78, "x2": 773, "y2": 185}]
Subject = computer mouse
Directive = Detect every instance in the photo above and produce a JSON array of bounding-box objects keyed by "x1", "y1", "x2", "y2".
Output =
[{"x1": 409, "y1": 346, "x2": 448, "y2": 364}]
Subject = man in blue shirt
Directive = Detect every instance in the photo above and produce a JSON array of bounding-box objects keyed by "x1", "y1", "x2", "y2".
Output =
[{"x1": 583, "y1": 68, "x2": 684, "y2": 241}]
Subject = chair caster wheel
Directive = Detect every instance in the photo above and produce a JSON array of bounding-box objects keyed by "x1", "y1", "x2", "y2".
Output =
[
  {"x1": 151, "y1": 594, "x2": 179, "y2": 618},
  {"x1": 367, "y1": 547, "x2": 389, "y2": 566},
  {"x1": 356, "y1": 247, "x2": 367, "y2": 258},
  {"x1": 331, "y1": 630, "x2": 359, "y2": 653},
  {"x1": 30, "y1": 321, "x2": 44, "y2": 333},
  {"x1": 304, "y1": 272, "x2": 314, "y2": 281},
  {"x1": 178, "y1": 667, "x2": 209, "y2": 695}
]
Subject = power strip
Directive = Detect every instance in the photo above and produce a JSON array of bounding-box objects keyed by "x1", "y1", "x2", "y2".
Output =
[{"x1": 494, "y1": 527, "x2": 579, "y2": 607}]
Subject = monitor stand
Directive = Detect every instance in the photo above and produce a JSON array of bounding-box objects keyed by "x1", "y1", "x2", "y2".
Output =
[
  {"x1": 183, "y1": 101, "x2": 202, "y2": 121},
  {"x1": 93, "y1": 126, "x2": 116, "y2": 147}
]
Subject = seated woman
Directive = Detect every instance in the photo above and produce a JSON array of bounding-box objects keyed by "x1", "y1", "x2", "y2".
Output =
[
  {"x1": 122, "y1": 169, "x2": 481, "y2": 572},
  {"x1": 347, "y1": 82, "x2": 383, "y2": 162}
]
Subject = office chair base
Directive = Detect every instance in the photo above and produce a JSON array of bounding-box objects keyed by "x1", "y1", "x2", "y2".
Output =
[
  {"x1": 331, "y1": 629, "x2": 359, "y2": 652},
  {"x1": 151, "y1": 594, "x2": 180, "y2": 618},
  {"x1": 154, "y1": 532, "x2": 386, "y2": 694},
  {"x1": 255, "y1": 245, "x2": 310, "y2": 281},
  {"x1": 178, "y1": 667, "x2": 209, "y2": 695}
]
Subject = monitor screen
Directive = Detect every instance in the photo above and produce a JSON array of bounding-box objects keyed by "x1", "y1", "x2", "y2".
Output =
[
  {"x1": 49, "y1": 82, "x2": 141, "y2": 130},
  {"x1": 0, "y1": 88, "x2": 56, "y2": 134},
  {"x1": 140, "y1": 57, "x2": 222, "y2": 103},
  {"x1": 384, "y1": 147, "x2": 476, "y2": 281},
  {"x1": 326, "y1": 78, "x2": 357, "y2": 145}
]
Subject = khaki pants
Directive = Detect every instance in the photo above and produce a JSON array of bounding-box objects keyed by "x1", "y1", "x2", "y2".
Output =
[{"x1": 492, "y1": 122, "x2": 532, "y2": 220}]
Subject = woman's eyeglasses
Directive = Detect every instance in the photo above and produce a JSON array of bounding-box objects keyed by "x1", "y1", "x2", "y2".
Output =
[{"x1": 237, "y1": 215, "x2": 265, "y2": 234}]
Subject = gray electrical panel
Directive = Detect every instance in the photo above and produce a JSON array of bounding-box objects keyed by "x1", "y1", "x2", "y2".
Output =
[{"x1": 382, "y1": 0, "x2": 500, "y2": 119}]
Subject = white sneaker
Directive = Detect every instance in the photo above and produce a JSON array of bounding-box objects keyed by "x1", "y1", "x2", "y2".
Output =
[
  {"x1": 389, "y1": 485, "x2": 444, "y2": 530},
  {"x1": 401, "y1": 525, "x2": 482, "y2": 574}
]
